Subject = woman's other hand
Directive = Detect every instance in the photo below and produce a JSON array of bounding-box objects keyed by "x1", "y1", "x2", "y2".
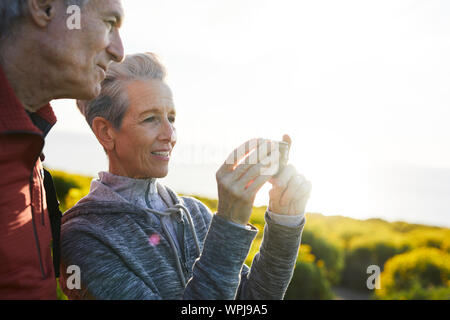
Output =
[{"x1": 268, "y1": 135, "x2": 312, "y2": 215}]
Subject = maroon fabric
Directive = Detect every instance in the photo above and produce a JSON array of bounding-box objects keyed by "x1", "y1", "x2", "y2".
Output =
[{"x1": 0, "y1": 65, "x2": 57, "y2": 299}]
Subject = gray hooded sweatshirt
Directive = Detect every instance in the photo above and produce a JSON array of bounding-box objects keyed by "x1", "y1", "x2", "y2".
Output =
[{"x1": 60, "y1": 172, "x2": 305, "y2": 300}]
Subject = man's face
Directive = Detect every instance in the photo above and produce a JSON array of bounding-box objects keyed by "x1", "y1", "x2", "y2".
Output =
[{"x1": 49, "y1": 0, "x2": 125, "y2": 100}]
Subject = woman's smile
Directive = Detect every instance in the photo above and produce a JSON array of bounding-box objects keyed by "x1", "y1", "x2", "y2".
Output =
[{"x1": 150, "y1": 150, "x2": 171, "y2": 161}]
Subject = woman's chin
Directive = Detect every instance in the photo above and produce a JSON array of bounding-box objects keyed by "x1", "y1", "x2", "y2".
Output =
[{"x1": 148, "y1": 167, "x2": 169, "y2": 179}]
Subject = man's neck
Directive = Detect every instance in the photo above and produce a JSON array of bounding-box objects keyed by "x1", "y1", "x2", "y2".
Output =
[{"x1": 0, "y1": 39, "x2": 54, "y2": 113}]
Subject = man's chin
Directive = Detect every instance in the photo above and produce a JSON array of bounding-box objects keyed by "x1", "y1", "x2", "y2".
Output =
[{"x1": 75, "y1": 83, "x2": 102, "y2": 101}]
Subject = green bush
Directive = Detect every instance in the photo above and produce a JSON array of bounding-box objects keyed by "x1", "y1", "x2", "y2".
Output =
[
  {"x1": 284, "y1": 244, "x2": 334, "y2": 300},
  {"x1": 48, "y1": 170, "x2": 92, "y2": 211},
  {"x1": 284, "y1": 260, "x2": 334, "y2": 300},
  {"x1": 376, "y1": 247, "x2": 450, "y2": 300},
  {"x1": 341, "y1": 240, "x2": 410, "y2": 292},
  {"x1": 301, "y1": 229, "x2": 345, "y2": 285},
  {"x1": 50, "y1": 171, "x2": 81, "y2": 204}
]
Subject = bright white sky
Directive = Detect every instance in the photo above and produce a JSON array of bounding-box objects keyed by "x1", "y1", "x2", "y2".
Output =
[{"x1": 48, "y1": 0, "x2": 450, "y2": 226}]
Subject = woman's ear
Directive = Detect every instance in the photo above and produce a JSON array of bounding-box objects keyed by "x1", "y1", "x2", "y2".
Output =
[
  {"x1": 91, "y1": 117, "x2": 116, "y2": 152},
  {"x1": 27, "y1": 0, "x2": 58, "y2": 28}
]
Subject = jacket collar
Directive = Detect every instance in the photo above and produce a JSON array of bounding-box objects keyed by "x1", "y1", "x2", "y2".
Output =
[{"x1": 0, "y1": 64, "x2": 57, "y2": 135}]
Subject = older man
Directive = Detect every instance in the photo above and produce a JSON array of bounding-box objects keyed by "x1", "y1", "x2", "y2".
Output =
[{"x1": 0, "y1": 0, "x2": 124, "y2": 299}]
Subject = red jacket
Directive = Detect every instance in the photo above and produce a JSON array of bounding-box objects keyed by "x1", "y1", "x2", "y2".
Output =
[{"x1": 0, "y1": 66, "x2": 57, "y2": 299}]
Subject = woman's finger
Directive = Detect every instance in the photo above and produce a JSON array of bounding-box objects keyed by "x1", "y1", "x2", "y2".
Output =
[
  {"x1": 217, "y1": 138, "x2": 262, "y2": 176},
  {"x1": 279, "y1": 174, "x2": 307, "y2": 207},
  {"x1": 231, "y1": 139, "x2": 277, "y2": 181},
  {"x1": 270, "y1": 164, "x2": 297, "y2": 189},
  {"x1": 289, "y1": 182, "x2": 312, "y2": 214},
  {"x1": 282, "y1": 134, "x2": 292, "y2": 147},
  {"x1": 244, "y1": 172, "x2": 274, "y2": 198},
  {"x1": 237, "y1": 154, "x2": 280, "y2": 191}
]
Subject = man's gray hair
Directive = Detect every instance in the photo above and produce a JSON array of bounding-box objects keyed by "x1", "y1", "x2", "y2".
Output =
[
  {"x1": 77, "y1": 52, "x2": 167, "y2": 130},
  {"x1": 0, "y1": 0, "x2": 88, "y2": 39}
]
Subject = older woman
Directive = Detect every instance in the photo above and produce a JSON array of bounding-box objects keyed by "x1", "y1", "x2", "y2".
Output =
[{"x1": 60, "y1": 53, "x2": 312, "y2": 300}]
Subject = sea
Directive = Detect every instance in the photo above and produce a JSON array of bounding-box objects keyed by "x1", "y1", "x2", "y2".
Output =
[{"x1": 43, "y1": 131, "x2": 450, "y2": 229}]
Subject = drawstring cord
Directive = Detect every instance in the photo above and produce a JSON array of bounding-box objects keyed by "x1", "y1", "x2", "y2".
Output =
[
  {"x1": 164, "y1": 204, "x2": 201, "y2": 257},
  {"x1": 144, "y1": 185, "x2": 201, "y2": 287}
]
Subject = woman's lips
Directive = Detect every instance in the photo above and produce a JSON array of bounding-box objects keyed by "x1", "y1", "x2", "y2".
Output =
[{"x1": 151, "y1": 151, "x2": 170, "y2": 161}]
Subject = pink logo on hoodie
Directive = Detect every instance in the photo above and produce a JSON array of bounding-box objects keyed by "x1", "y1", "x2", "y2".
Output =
[{"x1": 149, "y1": 233, "x2": 161, "y2": 247}]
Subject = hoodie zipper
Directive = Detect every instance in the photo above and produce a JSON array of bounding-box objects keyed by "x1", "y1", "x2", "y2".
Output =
[{"x1": 178, "y1": 218, "x2": 190, "y2": 276}]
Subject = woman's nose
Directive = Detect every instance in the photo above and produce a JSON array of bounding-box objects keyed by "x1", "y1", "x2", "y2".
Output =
[{"x1": 159, "y1": 119, "x2": 176, "y2": 143}]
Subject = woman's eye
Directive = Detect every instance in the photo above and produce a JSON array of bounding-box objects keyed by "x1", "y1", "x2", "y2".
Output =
[
  {"x1": 145, "y1": 116, "x2": 156, "y2": 123},
  {"x1": 169, "y1": 116, "x2": 176, "y2": 124}
]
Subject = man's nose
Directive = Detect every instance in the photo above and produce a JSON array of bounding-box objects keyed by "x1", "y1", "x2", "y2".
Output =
[{"x1": 107, "y1": 30, "x2": 125, "y2": 63}]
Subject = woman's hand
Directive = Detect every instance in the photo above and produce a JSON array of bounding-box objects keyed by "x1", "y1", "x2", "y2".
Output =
[
  {"x1": 216, "y1": 138, "x2": 279, "y2": 226},
  {"x1": 268, "y1": 135, "x2": 312, "y2": 215}
]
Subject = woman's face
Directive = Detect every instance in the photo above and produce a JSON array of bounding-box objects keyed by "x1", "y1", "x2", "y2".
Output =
[{"x1": 110, "y1": 79, "x2": 177, "y2": 179}]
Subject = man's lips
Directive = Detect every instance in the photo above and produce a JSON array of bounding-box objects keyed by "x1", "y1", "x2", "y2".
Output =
[
  {"x1": 97, "y1": 64, "x2": 107, "y2": 78},
  {"x1": 97, "y1": 66, "x2": 106, "y2": 80},
  {"x1": 98, "y1": 64, "x2": 107, "y2": 72}
]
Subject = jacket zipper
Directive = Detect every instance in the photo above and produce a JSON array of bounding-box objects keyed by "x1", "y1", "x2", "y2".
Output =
[
  {"x1": 30, "y1": 170, "x2": 46, "y2": 279},
  {"x1": 29, "y1": 135, "x2": 46, "y2": 279},
  {"x1": 40, "y1": 168, "x2": 45, "y2": 226}
]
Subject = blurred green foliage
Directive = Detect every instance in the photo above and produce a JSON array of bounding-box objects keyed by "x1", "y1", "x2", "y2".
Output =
[
  {"x1": 51, "y1": 170, "x2": 450, "y2": 300},
  {"x1": 284, "y1": 244, "x2": 334, "y2": 300},
  {"x1": 300, "y1": 229, "x2": 345, "y2": 285},
  {"x1": 49, "y1": 169, "x2": 92, "y2": 212},
  {"x1": 376, "y1": 247, "x2": 450, "y2": 300}
]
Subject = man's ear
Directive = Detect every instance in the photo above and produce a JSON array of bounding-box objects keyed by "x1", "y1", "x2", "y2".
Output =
[
  {"x1": 27, "y1": 0, "x2": 58, "y2": 27},
  {"x1": 91, "y1": 117, "x2": 116, "y2": 152}
]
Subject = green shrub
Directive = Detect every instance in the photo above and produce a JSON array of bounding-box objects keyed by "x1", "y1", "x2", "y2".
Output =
[
  {"x1": 48, "y1": 170, "x2": 92, "y2": 211},
  {"x1": 376, "y1": 247, "x2": 450, "y2": 300},
  {"x1": 301, "y1": 229, "x2": 345, "y2": 285},
  {"x1": 284, "y1": 244, "x2": 334, "y2": 300},
  {"x1": 50, "y1": 171, "x2": 81, "y2": 204},
  {"x1": 284, "y1": 260, "x2": 334, "y2": 300},
  {"x1": 341, "y1": 240, "x2": 410, "y2": 292}
]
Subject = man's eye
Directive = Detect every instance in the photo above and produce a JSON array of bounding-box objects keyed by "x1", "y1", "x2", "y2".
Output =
[
  {"x1": 106, "y1": 20, "x2": 116, "y2": 29},
  {"x1": 145, "y1": 116, "x2": 156, "y2": 123},
  {"x1": 169, "y1": 116, "x2": 176, "y2": 124}
]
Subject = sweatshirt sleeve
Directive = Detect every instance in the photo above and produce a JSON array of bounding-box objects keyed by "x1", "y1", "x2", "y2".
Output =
[
  {"x1": 183, "y1": 214, "x2": 258, "y2": 299},
  {"x1": 236, "y1": 211, "x2": 306, "y2": 300}
]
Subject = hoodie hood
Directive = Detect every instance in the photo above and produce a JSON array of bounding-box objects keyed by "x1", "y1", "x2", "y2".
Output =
[{"x1": 62, "y1": 174, "x2": 181, "y2": 225}]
